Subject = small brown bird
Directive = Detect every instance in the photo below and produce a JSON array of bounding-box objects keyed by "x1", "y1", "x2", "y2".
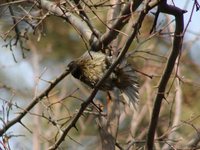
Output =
[{"x1": 67, "y1": 51, "x2": 139, "y2": 109}]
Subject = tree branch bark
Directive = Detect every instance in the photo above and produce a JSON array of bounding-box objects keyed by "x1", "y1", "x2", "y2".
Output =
[
  {"x1": 48, "y1": 2, "x2": 153, "y2": 148},
  {"x1": 0, "y1": 70, "x2": 70, "y2": 136},
  {"x1": 28, "y1": 0, "x2": 144, "y2": 52},
  {"x1": 99, "y1": 0, "x2": 121, "y2": 149},
  {"x1": 146, "y1": 1, "x2": 186, "y2": 149}
]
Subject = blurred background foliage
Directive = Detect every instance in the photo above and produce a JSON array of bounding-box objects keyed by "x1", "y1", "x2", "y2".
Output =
[{"x1": 0, "y1": 1, "x2": 200, "y2": 150}]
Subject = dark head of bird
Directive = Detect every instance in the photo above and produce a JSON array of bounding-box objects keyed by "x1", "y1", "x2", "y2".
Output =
[
  {"x1": 67, "y1": 61, "x2": 82, "y2": 79},
  {"x1": 66, "y1": 51, "x2": 139, "y2": 109}
]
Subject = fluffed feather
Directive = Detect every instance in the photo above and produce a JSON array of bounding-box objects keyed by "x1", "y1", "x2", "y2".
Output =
[{"x1": 67, "y1": 51, "x2": 139, "y2": 109}]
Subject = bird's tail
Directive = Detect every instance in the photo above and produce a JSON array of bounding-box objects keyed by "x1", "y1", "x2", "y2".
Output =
[
  {"x1": 121, "y1": 85, "x2": 139, "y2": 110},
  {"x1": 117, "y1": 62, "x2": 139, "y2": 110}
]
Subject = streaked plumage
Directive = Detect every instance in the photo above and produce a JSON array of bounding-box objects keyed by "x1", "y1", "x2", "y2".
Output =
[{"x1": 67, "y1": 51, "x2": 139, "y2": 109}]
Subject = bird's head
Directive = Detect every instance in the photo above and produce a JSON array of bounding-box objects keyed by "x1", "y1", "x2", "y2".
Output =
[{"x1": 67, "y1": 61, "x2": 82, "y2": 79}]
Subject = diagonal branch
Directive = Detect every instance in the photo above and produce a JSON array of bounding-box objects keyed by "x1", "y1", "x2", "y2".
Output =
[
  {"x1": 28, "y1": 0, "x2": 98, "y2": 43},
  {"x1": 187, "y1": 129, "x2": 200, "y2": 149},
  {"x1": 91, "y1": 0, "x2": 143, "y2": 51},
  {"x1": 0, "y1": 70, "x2": 70, "y2": 136},
  {"x1": 48, "y1": 2, "x2": 153, "y2": 148},
  {"x1": 91, "y1": 0, "x2": 161, "y2": 51},
  {"x1": 27, "y1": 0, "x2": 161, "y2": 53},
  {"x1": 146, "y1": 0, "x2": 187, "y2": 149},
  {"x1": 28, "y1": 0, "x2": 144, "y2": 51},
  {"x1": 72, "y1": 0, "x2": 100, "y2": 39}
]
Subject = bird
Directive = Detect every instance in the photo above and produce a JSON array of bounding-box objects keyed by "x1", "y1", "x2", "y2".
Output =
[{"x1": 67, "y1": 51, "x2": 139, "y2": 109}]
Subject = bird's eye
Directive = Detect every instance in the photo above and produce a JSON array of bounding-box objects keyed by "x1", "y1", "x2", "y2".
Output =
[
  {"x1": 71, "y1": 65, "x2": 82, "y2": 79},
  {"x1": 68, "y1": 61, "x2": 75, "y2": 70}
]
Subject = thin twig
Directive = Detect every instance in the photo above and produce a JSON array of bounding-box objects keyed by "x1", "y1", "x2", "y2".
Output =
[
  {"x1": 0, "y1": 70, "x2": 70, "y2": 136},
  {"x1": 146, "y1": 0, "x2": 187, "y2": 149},
  {"x1": 48, "y1": 2, "x2": 151, "y2": 148}
]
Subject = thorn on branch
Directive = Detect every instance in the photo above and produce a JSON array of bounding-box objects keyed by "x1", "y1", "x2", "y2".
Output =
[
  {"x1": 146, "y1": 1, "x2": 186, "y2": 149},
  {"x1": 134, "y1": 69, "x2": 153, "y2": 79},
  {"x1": 73, "y1": 124, "x2": 79, "y2": 131},
  {"x1": 163, "y1": 96, "x2": 169, "y2": 104},
  {"x1": 195, "y1": 0, "x2": 200, "y2": 11},
  {"x1": 19, "y1": 121, "x2": 32, "y2": 134}
]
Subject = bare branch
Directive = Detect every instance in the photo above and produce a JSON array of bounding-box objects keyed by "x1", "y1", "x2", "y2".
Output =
[
  {"x1": 98, "y1": 1, "x2": 121, "y2": 149},
  {"x1": 187, "y1": 129, "x2": 200, "y2": 149},
  {"x1": 91, "y1": 0, "x2": 143, "y2": 51},
  {"x1": 48, "y1": 2, "x2": 152, "y2": 148},
  {"x1": 1, "y1": 0, "x2": 197, "y2": 149},
  {"x1": 146, "y1": 0, "x2": 187, "y2": 149},
  {"x1": 0, "y1": 70, "x2": 70, "y2": 136},
  {"x1": 28, "y1": 0, "x2": 98, "y2": 44}
]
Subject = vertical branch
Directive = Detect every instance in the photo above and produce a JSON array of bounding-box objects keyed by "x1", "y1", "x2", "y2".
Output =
[
  {"x1": 48, "y1": 2, "x2": 153, "y2": 148},
  {"x1": 162, "y1": 21, "x2": 183, "y2": 149},
  {"x1": 146, "y1": 1, "x2": 186, "y2": 149},
  {"x1": 162, "y1": 67, "x2": 182, "y2": 150},
  {"x1": 106, "y1": 0, "x2": 121, "y2": 56},
  {"x1": 98, "y1": 1, "x2": 121, "y2": 149}
]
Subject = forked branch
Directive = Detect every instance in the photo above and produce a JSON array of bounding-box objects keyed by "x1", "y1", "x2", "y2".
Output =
[{"x1": 146, "y1": 0, "x2": 187, "y2": 149}]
